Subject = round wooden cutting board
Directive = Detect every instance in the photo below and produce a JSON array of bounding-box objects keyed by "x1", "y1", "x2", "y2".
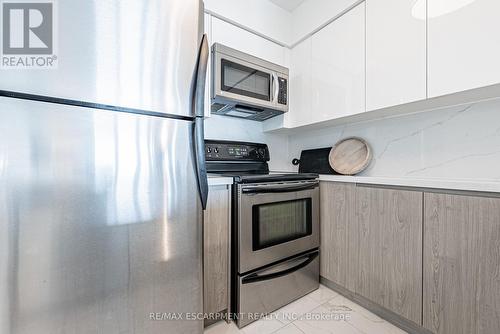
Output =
[{"x1": 329, "y1": 137, "x2": 372, "y2": 175}]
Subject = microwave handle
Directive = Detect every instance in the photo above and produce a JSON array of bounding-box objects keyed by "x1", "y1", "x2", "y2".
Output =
[{"x1": 272, "y1": 72, "x2": 279, "y2": 104}]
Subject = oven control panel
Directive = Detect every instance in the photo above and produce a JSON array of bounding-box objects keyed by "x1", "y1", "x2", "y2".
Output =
[{"x1": 205, "y1": 140, "x2": 269, "y2": 162}]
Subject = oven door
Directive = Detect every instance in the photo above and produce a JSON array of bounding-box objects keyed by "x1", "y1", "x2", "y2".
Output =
[{"x1": 237, "y1": 180, "x2": 319, "y2": 273}]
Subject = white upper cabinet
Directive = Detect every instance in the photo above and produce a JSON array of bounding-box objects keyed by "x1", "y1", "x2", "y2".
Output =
[
  {"x1": 366, "y1": 0, "x2": 426, "y2": 111},
  {"x1": 428, "y1": 0, "x2": 500, "y2": 98},
  {"x1": 210, "y1": 17, "x2": 286, "y2": 67},
  {"x1": 310, "y1": 2, "x2": 365, "y2": 122},
  {"x1": 288, "y1": 37, "x2": 312, "y2": 127}
]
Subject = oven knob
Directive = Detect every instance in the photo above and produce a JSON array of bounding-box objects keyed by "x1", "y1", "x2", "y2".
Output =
[
  {"x1": 206, "y1": 147, "x2": 211, "y2": 153},
  {"x1": 258, "y1": 148, "x2": 265, "y2": 157},
  {"x1": 214, "y1": 147, "x2": 219, "y2": 154}
]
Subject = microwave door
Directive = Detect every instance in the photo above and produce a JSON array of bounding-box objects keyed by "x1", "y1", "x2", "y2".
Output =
[
  {"x1": 221, "y1": 59, "x2": 272, "y2": 102},
  {"x1": 215, "y1": 53, "x2": 273, "y2": 107}
]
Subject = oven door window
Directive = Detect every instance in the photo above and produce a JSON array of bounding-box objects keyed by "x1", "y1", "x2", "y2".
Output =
[
  {"x1": 221, "y1": 59, "x2": 271, "y2": 101},
  {"x1": 252, "y1": 198, "x2": 312, "y2": 250}
]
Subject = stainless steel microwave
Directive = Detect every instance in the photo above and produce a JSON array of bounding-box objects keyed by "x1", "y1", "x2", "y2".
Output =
[{"x1": 211, "y1": 43, "x2": 289, "y2": 121}]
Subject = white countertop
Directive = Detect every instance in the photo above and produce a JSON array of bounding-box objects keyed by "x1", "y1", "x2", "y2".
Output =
[
  {"x1": 319, "y1": 174, "x2": 500, "y2": 194},
  {"x1": 208, "y1": 173, "x2": 500, "y2": 193},
  {"x1": 208, "y1": 175, "x2": 233, "y2": 186}
]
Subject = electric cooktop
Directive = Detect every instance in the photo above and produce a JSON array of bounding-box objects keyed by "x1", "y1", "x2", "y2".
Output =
[{"x1": 205, "y1": 139, "x2": 318, "y2": 183}]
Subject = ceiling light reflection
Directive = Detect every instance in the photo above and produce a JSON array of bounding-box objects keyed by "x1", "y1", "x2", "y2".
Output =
[{"x1": 412, "y1": 0, "x2": 477, "y2": 20}]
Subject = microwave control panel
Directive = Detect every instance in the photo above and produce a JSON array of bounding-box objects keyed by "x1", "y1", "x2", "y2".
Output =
[
  {"x1": 277, "y1": 77, "x2": 288, "y2": 105},
  {"x1": 205, "y1": 140, "x2": 269, "y2": 162}
]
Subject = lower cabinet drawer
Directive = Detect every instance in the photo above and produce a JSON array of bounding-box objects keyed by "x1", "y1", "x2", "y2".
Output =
[{"x1": 235, "y1": 250, "x2": 320, "y2": 328}]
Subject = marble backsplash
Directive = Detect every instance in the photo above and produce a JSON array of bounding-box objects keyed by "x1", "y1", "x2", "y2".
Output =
[{"x1": 286, "y1": 98, "x2": 500, "y2": 181}]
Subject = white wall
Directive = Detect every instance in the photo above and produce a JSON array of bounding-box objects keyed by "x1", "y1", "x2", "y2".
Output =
[
  {"x1": 204, "y1": 0, "x2": 292, "y2": 45},
  {"x1": 286, "y1": 98, "x2": 500, "y2": 181},
  {"x1": 204, "y1": 116, "x2": 290, "y2": 171}
]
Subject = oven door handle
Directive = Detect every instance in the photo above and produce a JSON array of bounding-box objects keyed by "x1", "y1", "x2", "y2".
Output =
[
  {"x1": 241, "y1": 182, "x2": 318, "y2": 194},
  {"x1": 241, "y1": 251, "x2": 319, "y2": 284}
]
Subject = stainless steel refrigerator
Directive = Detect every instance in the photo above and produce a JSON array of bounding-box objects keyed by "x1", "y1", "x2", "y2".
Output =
[{"x1": 0, "y1": 1, "x2": 209, "y2": 333}]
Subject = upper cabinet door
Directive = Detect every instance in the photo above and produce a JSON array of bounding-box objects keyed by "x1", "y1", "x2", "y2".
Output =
[
  {"x1": 288, "y1": 37, "x2": 312, "y2": 127},
  {"x1": 366, "y1": 0, "x2": 426, "y2": 111},
  {"x1": 311, "y1": 3, "x2": 365, "y2": 122},
  {"x1": 428, "y1": 0, "x2": 500, "y2": 98},
  {"x1": 210, "y1": 17, "x2": 286, "y2": 67}
]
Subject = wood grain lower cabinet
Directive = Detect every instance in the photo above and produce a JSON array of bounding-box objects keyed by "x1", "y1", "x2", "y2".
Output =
[
  {"x1": 353, "y1": 186, "x2": 423, "y2": 324},
  {"x1": 320, "y1": 182, "x2": 356, "y2": 291},
  {"x1": 321, "y1": 182, "x2": 500, "y2": 332},
  {"x1": 423, "y1": 193, "x2": 500, "y2": 334},
  {"x1": 320, "y1": 183, "x2": 423, "y2": 324},
  {"x1": 203, "y1": 185, "x2": 231, "y2": 318}
]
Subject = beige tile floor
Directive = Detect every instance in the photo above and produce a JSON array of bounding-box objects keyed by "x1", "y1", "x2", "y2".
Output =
[{"x1": 204, "y1": 285, "x2": 409, "y2": 334}]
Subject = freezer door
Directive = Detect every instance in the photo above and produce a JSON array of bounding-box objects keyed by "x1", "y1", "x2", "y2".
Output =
[
  {"x1": 0, "y1": 0, "x2": 203, "y2": 118},
  {"x1": 0, "y1": 97, "x2": 203, "y2": 334}
]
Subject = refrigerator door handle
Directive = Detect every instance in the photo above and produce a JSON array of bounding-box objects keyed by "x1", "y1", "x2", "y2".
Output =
[
  {"x1": 194, "y1": 34, "x2": 209, "y2": 118},
  {"x1": 193, "y1": 34, "x2": 209, "y2": 209},
  {"x1": 194, "y1": 118, "x2": 208, "y2": 209}
]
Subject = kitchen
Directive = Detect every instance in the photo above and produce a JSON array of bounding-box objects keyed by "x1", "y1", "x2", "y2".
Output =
[{"x1": 1, "y1": 0, "x2": 499, "y2": 334}]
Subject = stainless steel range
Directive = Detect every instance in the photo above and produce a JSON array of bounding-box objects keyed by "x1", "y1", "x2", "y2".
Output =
[{"x1": 205, "y1": 140, "x2": 320, "y2": 328}]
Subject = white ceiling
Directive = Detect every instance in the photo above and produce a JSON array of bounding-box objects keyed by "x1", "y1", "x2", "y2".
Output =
[{"x1": 269, "y1": 0, "x2": 306, "y2": 12}]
